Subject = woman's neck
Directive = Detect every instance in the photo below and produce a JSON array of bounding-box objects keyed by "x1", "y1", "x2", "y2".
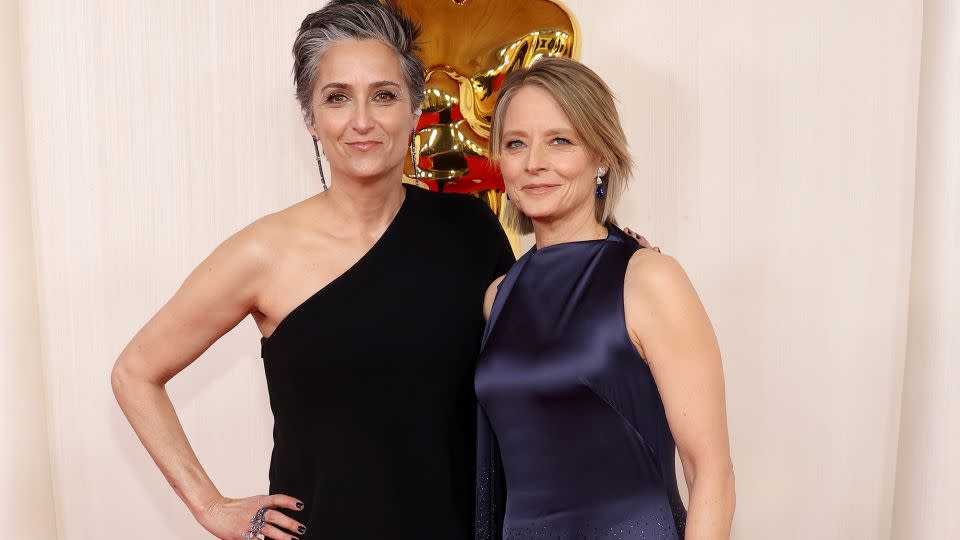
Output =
[
  {"x1": 321, "y1": 172, "x2": 406, "y2": 234},
  {"x1": 532, "y1": 206, "x2": 608, "y2": 249}
]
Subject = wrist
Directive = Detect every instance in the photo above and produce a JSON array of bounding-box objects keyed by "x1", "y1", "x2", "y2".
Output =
[{"x1": 173, "y1": 478, "x2": 222, "y2": 521}]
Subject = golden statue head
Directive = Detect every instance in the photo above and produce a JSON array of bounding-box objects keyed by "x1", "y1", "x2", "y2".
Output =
[{"x1": 393, "y1": 0, "x2": 580, "y2": 204}]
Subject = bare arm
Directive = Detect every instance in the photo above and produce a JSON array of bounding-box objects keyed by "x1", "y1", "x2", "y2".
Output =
[
  {"x1": 625, "y1": 251, "x2": 735, "y2": 539},
  {"x1": 111, "y1": 225, "x2": 305, "y2": 539}
]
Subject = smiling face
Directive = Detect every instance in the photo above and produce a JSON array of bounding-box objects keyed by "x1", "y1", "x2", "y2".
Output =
[
  {"x1": 498, "y1": 85, "x2": 605, "y2": 227},
  {"x1": 307, "y1": 39, "x2": 420, "y2": 183}
]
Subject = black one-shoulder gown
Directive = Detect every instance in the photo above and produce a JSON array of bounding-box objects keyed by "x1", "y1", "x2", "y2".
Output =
[{"x1": 261, "y1": 184, "x2": 514, "y2": 539}]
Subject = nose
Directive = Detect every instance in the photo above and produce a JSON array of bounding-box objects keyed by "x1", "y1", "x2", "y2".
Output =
[
  {"x1": 524, "y1": 143, "x2": 547, "y2": 175},
  {"x1": 350, "y1": 100, "x2": 374, "y2": 134}
]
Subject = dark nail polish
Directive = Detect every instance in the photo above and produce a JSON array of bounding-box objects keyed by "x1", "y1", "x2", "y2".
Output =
[
  {"x1": 298, "y1": 526, "x2": 307, "y2": 533},
  {"x1": 295, "y1": 502, "x2": 304, "y2": 510}
]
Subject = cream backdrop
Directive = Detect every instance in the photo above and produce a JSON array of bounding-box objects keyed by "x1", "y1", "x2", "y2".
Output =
[
  {"x1": 891, "y1": 0, "x2": 959, "y2": 538},
  {"x1": 4, "y1": 0, "x2": 956, "y2": 539},
  {"x1": 1, "y1": 0, "x2": 57, "y2": 539}
]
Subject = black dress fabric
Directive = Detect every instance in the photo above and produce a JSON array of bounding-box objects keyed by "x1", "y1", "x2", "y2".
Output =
[{"x1": 260, "y1": 184, "x2": 515, "y2": 539}]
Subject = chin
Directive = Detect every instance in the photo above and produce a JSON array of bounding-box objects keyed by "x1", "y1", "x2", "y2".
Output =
[
  {"x1": 352, "y1": 170, "x2": 393, "y2": 182},
  {"x1": 518, "y1": 205, "x2": 561, "y2": 222},
  {"x1": 345, "y1": 162, "x2": 394, "y2": 180}
]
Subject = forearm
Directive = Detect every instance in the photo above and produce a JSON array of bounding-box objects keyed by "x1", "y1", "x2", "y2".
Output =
[
  {"x1": 683, "y1": 465, "x2": 736, "y2": 540},
  {"x1": 111, "y1": 367, "x2": 221, "y2": 519}
]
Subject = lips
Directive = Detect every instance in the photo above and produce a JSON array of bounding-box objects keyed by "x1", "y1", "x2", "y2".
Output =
[
  {"x1": 521, "y1": 183, "x2": 560, "y2": 195},
  {"x1": 346, "y1": 141, "x2": 380, "y2": 151}
]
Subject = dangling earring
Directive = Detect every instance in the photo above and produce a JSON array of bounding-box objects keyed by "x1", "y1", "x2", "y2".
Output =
[
  {"x1": 312, "y1": 136, "x2": 327, "y2": 190},
  {"x1": 595, "y1": 167, "x2": 608, "y2": 198},
  {"x1": 409, "y1": 129, "x2": 419, "y2": 179}
]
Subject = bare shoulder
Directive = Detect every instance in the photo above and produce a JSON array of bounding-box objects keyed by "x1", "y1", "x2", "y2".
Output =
[
  {"x1": 624, "y1": 249, "x2": 697, "y2": 329},
  {"x1": 483, "y1": 275, "x2": 507, "y2": 320},
  {"x1": 198, "y1": 196, "x2": 320, "y2": 283},
  {"x1": 231, "y1": 195, "x2": 321, "y2": 259},
  {"x1": 214, "y1": 214, "x2": 282, "y2": 272},
  {"x1": 624, "y1": 249, "x2": 693, "y2": 300},
  {"x1": 624, "y1": 249, "x2": 710, "y2": 359}
]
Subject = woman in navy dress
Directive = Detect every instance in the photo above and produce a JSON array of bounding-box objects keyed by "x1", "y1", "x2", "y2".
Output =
[{"x1": 475, "y1": 58, "x2": 736, "y2": 539}]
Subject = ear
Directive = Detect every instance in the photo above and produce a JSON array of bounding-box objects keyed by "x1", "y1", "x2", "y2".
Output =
[
  {"x1": 306, "y1": 120, "x2": 319, "y2": 140},
  {"x1": 410, "y1": 109, "x2": 421, "y2": 132},
  {"x1": 591, "y1": 152, "x2": 609, "y2": 175}
]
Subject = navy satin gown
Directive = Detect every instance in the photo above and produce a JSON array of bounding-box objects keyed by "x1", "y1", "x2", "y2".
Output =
[{"x1": 475, "y1": 224, "x2": 687, "y2": 539}]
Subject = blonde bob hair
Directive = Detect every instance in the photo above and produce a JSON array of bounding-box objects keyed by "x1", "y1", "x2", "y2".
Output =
[{"x1": 489, "y1": 57, "x2": 634, "y2": 235}]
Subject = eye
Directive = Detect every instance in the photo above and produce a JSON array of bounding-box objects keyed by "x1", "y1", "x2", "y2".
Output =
[
  {"x1": 550, "y1": 137, "x2": 572, "y2": 145},
  {"x1": 505, "y1": 140, "x2": 525, "y2": 149},
  {"x1": 373, "y1": 90, "x2": 399, "y2": 102},
  {"x1": 325, "y1": 92, "x2": 348, "y2": 104}
]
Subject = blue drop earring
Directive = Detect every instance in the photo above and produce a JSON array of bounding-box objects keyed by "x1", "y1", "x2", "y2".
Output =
[{"x1": 595, "y1": 167, "x2": 608, "y2": 198}]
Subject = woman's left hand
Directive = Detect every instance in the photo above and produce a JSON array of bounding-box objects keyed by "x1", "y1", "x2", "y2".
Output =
[
  {"x1": 198, "y1": 494, "x2": 306, "y2": 540},
  {"x1": 623, "y1": 227, "x2": 661, "y2": 252}
]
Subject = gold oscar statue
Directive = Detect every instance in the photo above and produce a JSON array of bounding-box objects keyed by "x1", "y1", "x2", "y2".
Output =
[{"x1": 395, "y1": 0, "x2": 580, "y2": 249}]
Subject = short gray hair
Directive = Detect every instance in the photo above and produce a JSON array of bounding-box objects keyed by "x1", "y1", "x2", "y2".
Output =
[{"x1": 292, "y1": 0, "x2": 425, "y2": 123}]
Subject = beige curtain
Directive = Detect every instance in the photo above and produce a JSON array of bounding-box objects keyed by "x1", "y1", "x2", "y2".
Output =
[
  {"x1": 0, "y1": 0, "x2": 57, "y2": 538},
  {"x1": 4, "y1": 1, "x2": 955, "y2": 538},
  {"x1": 14, "y1": 1, "x2": 320, "y2": 537},
  {"x1": 891, "y1": 0, "x2": 960, "y2": 538}
]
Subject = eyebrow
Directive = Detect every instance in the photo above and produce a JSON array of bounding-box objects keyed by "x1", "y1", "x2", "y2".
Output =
[
  {"x1": 319, "y1": 80, "x2": 402, "y2": 92},
  {"x1": 501, "y1": 127, "x2": 576, "y2": 138}
]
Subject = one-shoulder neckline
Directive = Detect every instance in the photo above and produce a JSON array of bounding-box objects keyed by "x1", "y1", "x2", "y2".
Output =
[{"x1": 261, "y1": 184, "x2": 415, "y2": 346}]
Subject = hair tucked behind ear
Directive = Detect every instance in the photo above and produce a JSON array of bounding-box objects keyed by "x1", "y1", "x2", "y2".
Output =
[{"x1": 490, "y1": 57, "x2": 633, "y2": 235}]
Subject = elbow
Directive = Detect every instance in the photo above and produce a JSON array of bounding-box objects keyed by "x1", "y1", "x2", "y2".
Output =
[
  {"x1": 111, "y1": 355, "x2": 155, "y2": 402},
  {"x1": 110, "y1": 358, "x2": 131, "y2": 401},
  {"x1": 725, "y1": 464, "x2": 737, "y2": 511},
  {"x1": 686, "y1": 458, "x2": 737, "y2": 505},
  {"x1": 111, "y1": 352, "x2": 170, "y2": 406},
  {"x1": 713, "y1": 461, "x2": 737, "y2": 516}
]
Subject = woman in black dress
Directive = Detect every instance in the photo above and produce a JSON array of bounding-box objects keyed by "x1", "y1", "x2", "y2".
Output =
[{"x1": 111, "y1": 2, "x2": 514, "y2": 539}]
